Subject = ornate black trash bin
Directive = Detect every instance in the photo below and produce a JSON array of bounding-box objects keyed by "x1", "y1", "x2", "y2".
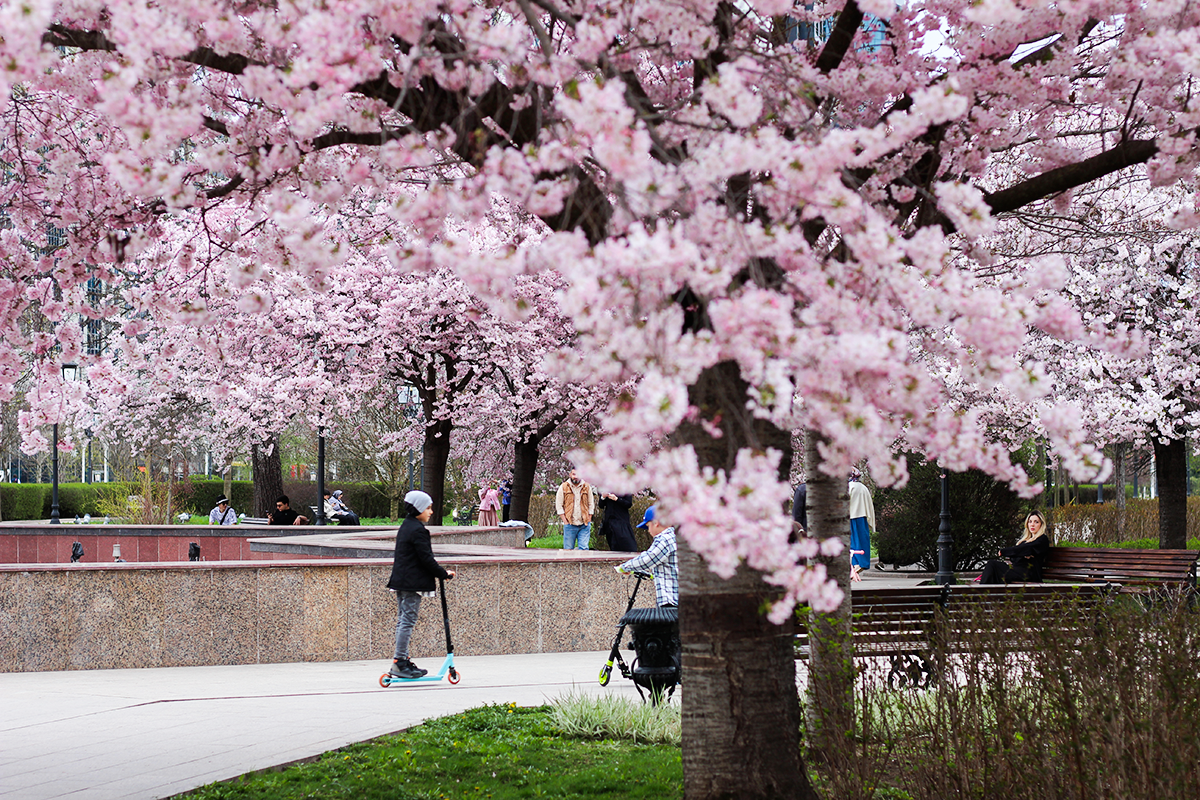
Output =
[{"x1": 619, "y1": 606, "x2": 680, "y2": 702}]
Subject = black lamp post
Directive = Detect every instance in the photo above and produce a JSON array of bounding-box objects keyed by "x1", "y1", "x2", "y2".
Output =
[
  {"x1": 935, "y1": 471, "x2": 955, "y2": 585},
  {"x1": 50, "y1": 362, "x2": 78, "y2": 524},
  {"x1": 315, "y1": 426, "x2": 326, "y2": 526},
  {"x1": 49, "y1": 422, "x2": 61, "y2": 524}
]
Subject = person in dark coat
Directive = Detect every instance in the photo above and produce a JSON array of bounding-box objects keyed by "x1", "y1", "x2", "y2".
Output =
[
  {"x1": 598, "y1": 492, "x2": 639, "y2": 552},
  {"x1": 979, "y1": 511, "x2": 1051, "y2": 584},
  {"x1": 386, "y1": 490, "x2": 455, "y2": 679}
]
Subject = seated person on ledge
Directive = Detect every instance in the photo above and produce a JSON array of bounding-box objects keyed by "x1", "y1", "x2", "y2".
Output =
[
  {"x1": 979, "y1": 511, "x2": 1050, "y2": 584},
  {"x1": 324, "y1": 489, "x2": 361, "y2": 526},
  {"x1": 208, "y1": 495, "x2": 238, "y2": 526},
  {"x1": 268, "y1": 494, "x2": 310, "y2": 526}
]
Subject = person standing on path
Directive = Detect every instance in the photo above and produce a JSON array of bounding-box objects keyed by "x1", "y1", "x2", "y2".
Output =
[
  {"x1": 555, "y1": 469, "x2": 595, "y2": 550},
  {"x1": 477, "y1": 482, "x2": 502, "y2": 527},
  {"x1": 598, "y1": 492, "x2": 639, "y2": 552},
  {"x1": 386, "y1": 490, "x2": 456, "y2": 680},
  {"x1": 848, "y1": 469, "x2": 876, "y2": 580}
]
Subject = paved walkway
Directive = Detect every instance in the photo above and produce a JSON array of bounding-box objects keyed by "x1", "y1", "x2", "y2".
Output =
[
  {"x1": 1, "y1": 568, "x2": 929, "y2": 800},
  {"x1": 0, "y1": 652, "x2": 643, "y2": 800}
]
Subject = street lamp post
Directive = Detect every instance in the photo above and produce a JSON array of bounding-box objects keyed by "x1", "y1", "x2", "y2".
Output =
[
  {"x1": 315, "y1": 426, "x2": 327, "y2": 526},
  {"x1": 49, "y1": 422, "x2": 61, "y2": 524},
  {"x1": 935, "y1": 471, "x2": 955, "y2": 586},
  {"x1": 50, "y1": 362, "x2": 79, "y2": 524}
]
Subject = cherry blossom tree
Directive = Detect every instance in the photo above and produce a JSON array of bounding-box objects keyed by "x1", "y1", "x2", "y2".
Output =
[{"x1": 6, "y1": 2, "x2": 1200, "y2": 795}]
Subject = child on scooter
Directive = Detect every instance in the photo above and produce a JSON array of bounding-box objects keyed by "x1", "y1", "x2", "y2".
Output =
[{"x1": 387, "y1": 490, "x2": 456, "y2": 679}]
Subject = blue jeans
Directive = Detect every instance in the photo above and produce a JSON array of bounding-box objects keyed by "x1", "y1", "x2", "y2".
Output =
[{"x1": 563, "y1": 523, "x2": 591, "y2": 550}]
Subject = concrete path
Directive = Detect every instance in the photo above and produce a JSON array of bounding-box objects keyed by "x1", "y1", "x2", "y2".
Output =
[{"x1": 0, "y1": 652, "x2": 643, "y2": 800}]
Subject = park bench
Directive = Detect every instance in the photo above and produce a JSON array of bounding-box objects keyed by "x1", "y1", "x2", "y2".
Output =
[
  {"x1": 795, "y1": 583, "x2": 1118, "y2": 689},
  {"x1": 240, "y1": 517, "x2": 269, "y2": 526},
  {"x1": 1042, "y1": 546, "x2": 1198, "y2": 595}
]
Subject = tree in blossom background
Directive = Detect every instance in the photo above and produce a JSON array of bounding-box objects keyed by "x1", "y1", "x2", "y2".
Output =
[{"x1": 4, "y1": 1, "x2": 1200, "y2": 796}]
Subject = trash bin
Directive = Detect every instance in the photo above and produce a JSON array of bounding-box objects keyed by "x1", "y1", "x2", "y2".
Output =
[{"x1": 619, "y1": 606, "x2": 680, "y2": 702}]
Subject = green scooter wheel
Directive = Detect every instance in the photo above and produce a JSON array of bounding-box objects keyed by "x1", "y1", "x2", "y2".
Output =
[{"x1": 599, "y1": 664, "x2": 612, "y2": 686}]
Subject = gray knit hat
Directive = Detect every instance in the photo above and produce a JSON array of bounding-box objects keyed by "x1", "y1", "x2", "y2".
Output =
[{"x1": 404, "y1": 490, "x2": 433, "y2": 514}]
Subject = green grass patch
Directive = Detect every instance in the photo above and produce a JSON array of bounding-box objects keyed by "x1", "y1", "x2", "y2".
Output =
[{"x1": 178, "y1": 702, "x2": 681, "y2": 799}]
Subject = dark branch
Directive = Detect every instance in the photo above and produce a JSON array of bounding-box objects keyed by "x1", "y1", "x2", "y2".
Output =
[
  {"x1": 814, "y1": 1, "x2": 865, "y2": 75},
  {"x1": 984, "y1": 138, "x2": 1158, "y2": 216},
  {"x1": 43, "y1": 25, "x2": 261, "y2": 74}
]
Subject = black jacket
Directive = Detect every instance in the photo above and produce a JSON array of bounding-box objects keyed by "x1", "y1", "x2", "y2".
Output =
[
  {"x1": 999, "y1": 535, "x2": 1051, "y2": 582},
  {"x1": 387, "y1": 517, "x2": 450, "y2": 592},
  {"x1": 599, "y1": 494, "x2": 638, "y2": 552}
]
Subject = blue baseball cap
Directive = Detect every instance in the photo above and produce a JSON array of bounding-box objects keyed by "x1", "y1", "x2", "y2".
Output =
[{"x1": 637, "y1": 505, "x2": 657, "y2": 529}]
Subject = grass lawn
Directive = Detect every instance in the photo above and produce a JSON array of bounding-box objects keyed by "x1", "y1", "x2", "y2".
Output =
[{"x1": 179, "y1": 702, "x2": 682, "y2": 800}]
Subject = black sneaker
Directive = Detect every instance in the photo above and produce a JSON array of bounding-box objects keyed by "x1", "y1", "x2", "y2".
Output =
[
  {"x1": 388, "y1": 659, "x2": 419, "y2": 679},
  {"x1": 408, "y1": 661, "x2": 429, "y2": 677}
]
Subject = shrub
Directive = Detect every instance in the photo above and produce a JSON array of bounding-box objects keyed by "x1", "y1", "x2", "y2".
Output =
[
  {"x1": 848, "y1": 599, "x2": 1200, "y2": 799},
  {"x1": 551, "y1": 689, "x2": 681, "y2": 745},
  {"x1": 1051, "y1": 497, "x2": 1200, "y2": 544},
  {"x1": 875, "y1": 455, "x2": 1031, "y2": 570},
  {"x1": 0, "y1": 483, "x2": 48, "y2": 521}
]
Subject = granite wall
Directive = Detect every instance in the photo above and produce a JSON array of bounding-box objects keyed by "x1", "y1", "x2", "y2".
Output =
[
  {"x1": 0, "y1": 524, "x2": 523, "y2": 564},
  {"x1": 0, "y1": 557, "x2": 631, "y2": 672}
]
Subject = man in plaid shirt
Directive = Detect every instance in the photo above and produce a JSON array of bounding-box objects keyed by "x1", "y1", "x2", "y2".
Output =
[{"x1": 615, "y1": 505, "x2": 678, "y2": 607}]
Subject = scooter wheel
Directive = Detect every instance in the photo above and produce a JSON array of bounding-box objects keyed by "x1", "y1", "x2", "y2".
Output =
[
  {"x1": 379, "y1": 674, "x2": 391, "y2": 688},
  {"x1": 598, "y1": 665, "x2": 612, "y2": 686},
  {"x1": 448, "y1": 669, "x2": 461, "y2": 685}
]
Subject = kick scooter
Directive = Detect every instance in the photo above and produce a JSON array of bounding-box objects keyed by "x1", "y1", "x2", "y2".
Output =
[
  {"x1": 380, "y1": 576, "x2": 461, "y2": 687},
  {"x1": 598, "y1": 570, "x2": 652, "y2": 686}
]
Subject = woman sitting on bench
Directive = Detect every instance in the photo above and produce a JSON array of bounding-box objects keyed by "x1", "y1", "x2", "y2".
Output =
[{"x1": 979, "y1": 511, "x2": 1051, "y2": 584}]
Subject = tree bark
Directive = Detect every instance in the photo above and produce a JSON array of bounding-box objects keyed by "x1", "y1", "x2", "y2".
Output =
[
  {"x1": 804, "y1": 431, "x2": 854, "y2": 760},
  {"x1": 673, "y1": 361, "x2": 817, "y2": 800},
  {"x1": 510, "y1": 435, "x2": 540, "y2": 525},
  {"x1": 1114, "y1": 442, "x2": 1126, "y2": 541},
  {"x1": 222, "y1": 455, "x2": 233, "y2": 506},
  {"x1": 251, "y1": 437, "x2": 284, "y2": 518},
  {"x1": 1154, "y1": 437, "x2": 1188, "y2": 549},
  {"x1": 422, "y1": 417, "x2": 453, "y2": 522}
]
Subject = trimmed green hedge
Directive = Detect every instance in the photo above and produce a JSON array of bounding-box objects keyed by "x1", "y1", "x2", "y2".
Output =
[{"x1": 0, "y1": 483, "x2": 49, "y2": 521}]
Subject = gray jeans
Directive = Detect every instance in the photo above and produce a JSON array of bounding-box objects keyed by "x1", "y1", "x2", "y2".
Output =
[{"x1": 392, "y1": 592, "x2": 423, "y2": 660}]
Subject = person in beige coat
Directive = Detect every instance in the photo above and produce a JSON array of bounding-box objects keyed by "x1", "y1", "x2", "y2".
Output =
[{"x1": 555, "y1": 469, "x2": 595, "y2": 550}]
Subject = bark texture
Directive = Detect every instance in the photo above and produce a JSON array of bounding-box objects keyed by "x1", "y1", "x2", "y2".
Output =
[
  {"x1": 804, "y1": 432, "x2": 854, "y2": 759},
  {"x1": 251, "y1": 437, "x2": 284, "y2": 518},
  {"x1": 1154, "y1": 437, "x2": 1188, "y2": 549},
  {"x1": 422, "y1": 417, "x2": 453, "y2": 521},
  {"x1": 510, "y1": 436, "x2": 540, "y2": 525},
  {"x1": 673, "y1": 361, "x2": 817, "y2": 800}
]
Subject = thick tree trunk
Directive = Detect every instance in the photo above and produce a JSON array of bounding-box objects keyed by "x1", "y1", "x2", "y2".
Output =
[
  {"x1": 251, "y1": 437, "x2": 284, "y2": 518},
  {"x1": 422, "y1": 418, "x2": 453, "y2": 522},
  {"x1": 804, "y1": 432, "x2": 854, "y2": 760},
  {"x1": 1154, "y1": 437, "x2": 1188, "y2": 549},
  {"x1": 673, "y1": 361, "x2": 817, "y2": 800},
  {"x1": 1114, "y1": 442, "x2": 1127, "y2": 540},
  {"x1": 510, "y1": 435, "x2": 540, "y2": 525}
]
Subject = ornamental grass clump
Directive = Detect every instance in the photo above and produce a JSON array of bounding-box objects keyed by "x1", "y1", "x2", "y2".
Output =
[
  {"x1": 817, "y1": 593, "x2": 1200, "y2": 799},
  {"x1": 551, "y1": 689, "x2": 681, "y2": 745}
]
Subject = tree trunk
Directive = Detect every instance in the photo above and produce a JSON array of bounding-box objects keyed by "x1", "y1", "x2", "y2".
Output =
[
  {"x1": 222, "y1": 455, "x2": 233, "y2": 505},
  {"x1": 1114, "y1": 442, "x2": 1127, "y2": 541},
  {"x1": 804, "y1": 431, "x2": 854, "y2": 760},
  {"x1": 510, "y1": 435, "x2": 540, "y2": 524},
  {"x1": 422, "y1": 417, "x2": 453, "y2": 522},
  {"x1": 251, "y1": 437, "x2": 284, "y2": 518},
  {"x1": 673, "y1": 361, "x2": 817, "y2": 800},
  {"x1": 1154, "y1": 437, "x2": 1188, "y2": 549}
]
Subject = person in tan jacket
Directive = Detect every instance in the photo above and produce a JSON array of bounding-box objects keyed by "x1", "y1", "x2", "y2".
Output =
[{"x1": 555, "y1": 469, "x2": 596, "y2": 550}]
